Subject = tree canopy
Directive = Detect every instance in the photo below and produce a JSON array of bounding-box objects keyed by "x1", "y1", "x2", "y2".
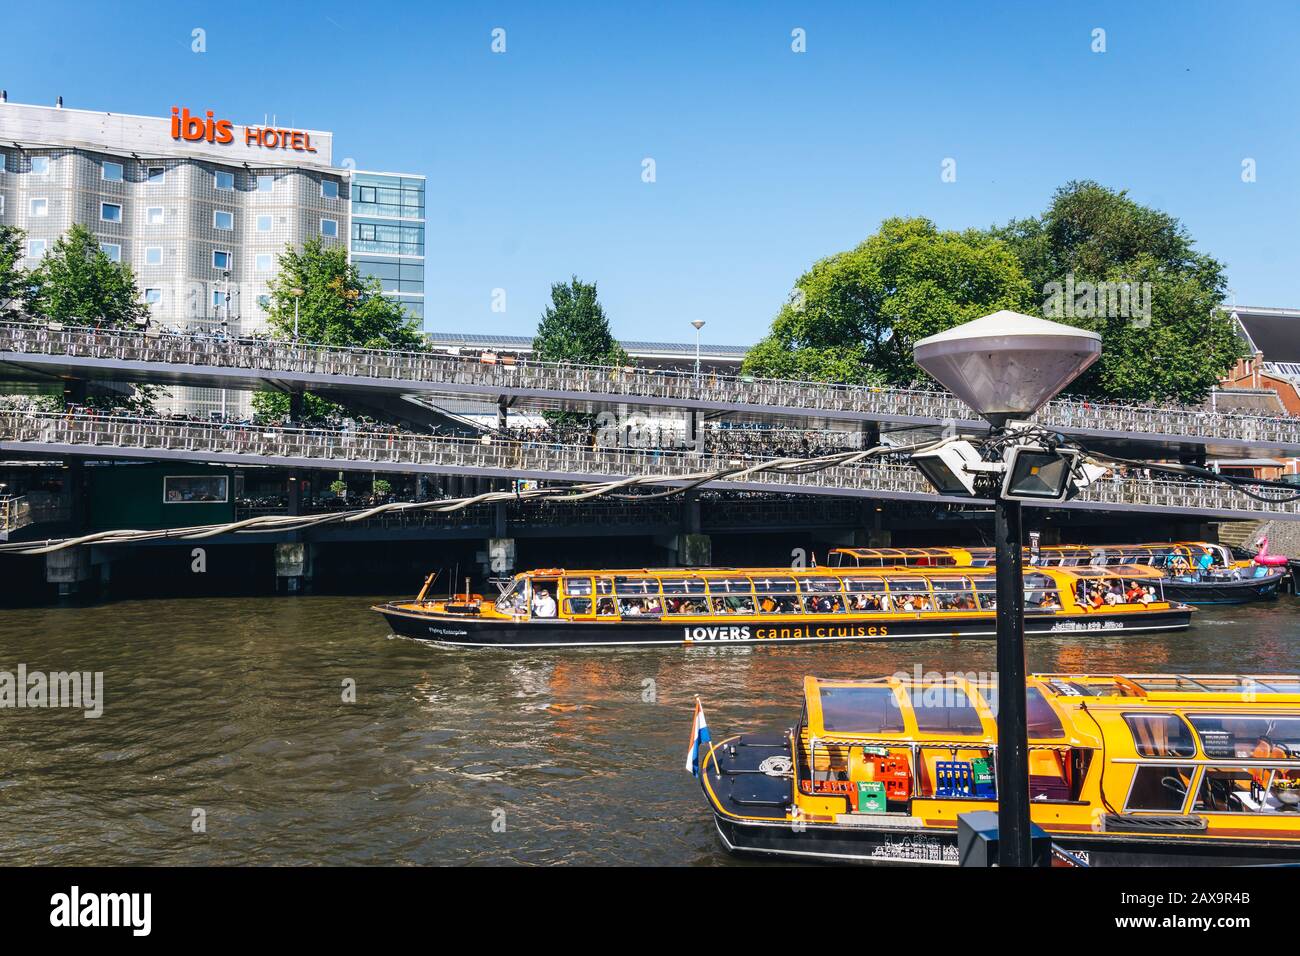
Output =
[
  {"x1": 743, "y1": 185, "x2": 1241, "y2": 403},
  {"x1": 253, "y1": 237, "x2": 421, "y2": 420},
  {"x1": 23, "y1": 224, "x2": 148, "y2": 328},
  {"x1": 992, "y1": 181, "x2": 1240, "y2": 402},
  {"x1": 743, "y1": 218, "x2": 1034, "y2": 386},
  {"x1": 0, "y1": 225, "x2": 26, "y2": 320},
  {"x1": 532, "y1": 277, "x2": 629, "y2": 366},
  {"x1": 264, "y1": 237, "x2": 423, "y2": 350}
]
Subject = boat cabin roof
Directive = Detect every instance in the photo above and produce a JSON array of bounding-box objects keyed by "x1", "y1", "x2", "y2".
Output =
[
  {"x1": 512, "y1": 564, "x2": 1168, "y2": 585},
  {"x1": 800, "y1": 673, "x2": 1300, "y2": 744}
]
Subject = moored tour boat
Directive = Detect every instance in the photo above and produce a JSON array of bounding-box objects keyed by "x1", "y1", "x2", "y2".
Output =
[
  {"x1": 373, "y1": 563, "x2": 1191, "y2": 649},
  {"x1": 695, "y1": 672, "x2": 1300, "y2": 866},
  {"x1": 831, "y1": 541, "x2": 1286, "y2": 605}
]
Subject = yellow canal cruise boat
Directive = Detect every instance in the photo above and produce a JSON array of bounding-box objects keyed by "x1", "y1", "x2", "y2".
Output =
[
  {"x1": 697, "y1": 672, "x2": 1300, "y2": 866},
  {"x1": 373, "y1": 563, "x2": 1190, "y2": 648},
  {"x1": 830, "y1": 543, "x2": 1285, "y2": 605}
]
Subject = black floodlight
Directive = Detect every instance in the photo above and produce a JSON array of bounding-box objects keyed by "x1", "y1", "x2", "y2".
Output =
[
  {"x1": 1001, "y1": 445, "x2": 1081, "y2": 502},
  {"x1": 911, "y1": 440, "x2": 984, "y2": 496}
]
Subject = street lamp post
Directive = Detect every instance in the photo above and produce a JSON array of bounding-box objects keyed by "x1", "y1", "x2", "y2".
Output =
[
  {"x1": 913, "y1": 310, "x2": 1101, "y2": 867},
  {"x1": 691, "y1": 320, "x2": 705, "y2": 381}
]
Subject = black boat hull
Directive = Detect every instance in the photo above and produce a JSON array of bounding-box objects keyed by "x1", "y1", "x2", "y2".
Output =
[
  {"x1": 1161, "y1": 573, "x2": 1284, "y2": 605},
  {"x1": 375, "y1": 605, "x2": 1192, "y2": 648},
  {"x1": 712, "y1": 812, "x2": 1300, "y2": 867}
]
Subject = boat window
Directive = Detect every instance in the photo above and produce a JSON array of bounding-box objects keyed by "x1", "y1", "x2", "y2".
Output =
[
  {"x1": 1124, "y1": 714, "x2": 1197, "y2": 758},
  {"x1": 798, "y1": 577, "x2": 843, "y2": 593},
  {"x1": 663, "y1": 595, "x2": 707, "y2": 615},
  {"x1": 1187, "y1": 715, "x2": 1300, "y2": 759},
  {"x1": 752, "y1": 576, "x2": 797, "y2": 594},
  {"x1": 614, "y1": 576, "x2": 661, "y2": 595},
  {"x1": 818, "y1": 685, "x2": 905, "y2": 734},
  {"x1": 842, "y1": 579, "x2": 887, "y2": 612},
  {"x1": 595, "y1": 577, "x2": 615, "y2": 596},
  {"x1": 912, "y1": 687, "x2": 986, "y2": 735},
  {"x1": 1125, "y1": 766, "x2": 1195, "y2": 812},
  {"x1": 496, "y1": 577, "x2": 528, "y2": 613},
  {"x1": 842, "y1": 577, "x2": 886, "y2": 592},
  {"x1": 660, "y1": 576, "x2": 707, "y2": 595},
  {"x1": 564, "y1": 598, "x2": 592, "y2": 615},
  {"x1": 1193, "y1": 764, "x2": 1300, "y2": 814},
  {"x1": 970, "y1": 576, "x2": 997, "y2": 610},
  {"x1": 930, "y1": 576, "x2": 977, "y2": 611},
  {"x1": 710, "y1": 595, "x2": 756, "y2": 615},
  {"x1": 1025, "y1": 687, "x2": 1066, "y2": 739},
  {"x1": 563, "y1": 577, "x2": 592, "y2": 596},
  {"x1": 885, "y1": 578, "x2": 932, "y2": 612},
  {"x1": 800, "y1": 592, "x2": 846, "y2": 614},
  {"x1": 617, "y1": 595, "x2": 663, "y2": 617}
]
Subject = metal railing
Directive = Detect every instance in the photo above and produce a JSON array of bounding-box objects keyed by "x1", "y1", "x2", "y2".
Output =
[
  {"x1": 4, "y1": 321, "x2": 1298, "y2": 446},
  {"x1": 0, "y1": 495, "x2": 32, "y2": 535},
  {"x1": 3, "y1": 409, "x2": 1299, "y2": 518}
]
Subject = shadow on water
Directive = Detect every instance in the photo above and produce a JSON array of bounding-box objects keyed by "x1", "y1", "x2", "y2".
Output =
[{"x1": 0, "y1": 596, "x2": 1296, "y2": 865}]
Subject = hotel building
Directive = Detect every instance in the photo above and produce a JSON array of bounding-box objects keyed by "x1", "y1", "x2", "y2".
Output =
[{"x1": 0, "y1": 97, "x2": 425, "y2": 416}]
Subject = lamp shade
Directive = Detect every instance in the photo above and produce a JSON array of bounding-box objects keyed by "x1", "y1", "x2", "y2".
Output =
[{"x1": 912, "y1": 311, "x2": 1102, "y2": 424}]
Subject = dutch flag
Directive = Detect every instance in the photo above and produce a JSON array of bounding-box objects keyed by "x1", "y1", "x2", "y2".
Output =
[{"x1": 685, "y1": 697, "x2": 711, "y2": 777}]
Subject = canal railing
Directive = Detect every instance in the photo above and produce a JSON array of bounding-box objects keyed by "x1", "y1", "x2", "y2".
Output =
[
  {"x1": 3, "y1": 409, "x2": 1299, "y2": 520},
  {"x1": 2, "y1": 321, "x2": 1297, "y2": 449}
]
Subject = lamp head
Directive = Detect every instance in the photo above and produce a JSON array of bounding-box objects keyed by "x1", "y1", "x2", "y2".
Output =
[{"x1": 913, "y1": 311, "x2": 1101, "y2": 425}]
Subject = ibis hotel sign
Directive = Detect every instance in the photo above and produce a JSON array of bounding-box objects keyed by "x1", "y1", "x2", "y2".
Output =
[
  {"x1": 0, "y1": 101, "x2": 334, "y2": 168},
  {"x1": 171, "y1": 107, "x2": 319, "y2": 154}
]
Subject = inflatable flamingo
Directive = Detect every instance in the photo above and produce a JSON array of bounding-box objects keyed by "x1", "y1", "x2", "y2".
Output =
[{"x1": 1252, "y1": 535, "x2": 1290, "y2": 568}]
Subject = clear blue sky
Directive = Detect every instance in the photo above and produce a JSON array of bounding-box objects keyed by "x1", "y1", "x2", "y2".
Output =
[{"x1": 3, "y1": 1, "x2": 1297, "y2": 344}]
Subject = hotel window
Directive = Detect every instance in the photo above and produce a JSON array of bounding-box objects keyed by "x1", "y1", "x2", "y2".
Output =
[
  {"x1": 215, "y1": 170, "x2": 235, "y2": 190},
  {"x1": 102, "y1": 161, "x2": 124, "y2": 182},
  {"x1": 256, "y1": 175, "x2": 274, "y2": 192},
  {"x1": 29, "y1": 239, "x2": 47, "y2": 258},
  {"x1": 147, "y1": 166, "x2": 165, "y2": 185},
  {"x1": 146, "y1": 207, "x2": 164, "y2": 225},
  {"x1": 321, "y1": 180, "x2": 339, "y2": 199},
  {"x1": 357, "y1": 185, "x2": 376, "y2": 203},
  {"x1": 212, "y1": 290, "x2": 225, "y2": 308},
  {"x1": 101, "y1": 202, "x2": 123, "y2": 223},
  {"x1": 0, "y1": 153, "x2": 6, "y2": 173},
  {"x1": 145, "y1": 246, "x2": 163, "y2": 265},
  {"x1": 101, "y1": 242, "x2": 121, "y2": 262},
  {"x1": 255, "y1": 253, "x2": 273, "y2": 272},
  {"x1": 256, "y1": 215, "x2": 272, "y2": 232},
  {"x1": 213, "y1": 210, "x2": 234, "y2": 230},
  {"x1": 212, "y1": 250, "x2": 231, "y2": 270},
  {"x1": 0, "y1": 196, "x2": 4, "y2": 215},
  {"x1": 144, "y1": 288, "x2": 162, "y2": 305},
  {"x1": 30, "y1": 198, "x2": 48, "y2": 217},
  {"x1": 256, "y1": 294, "x2": 271, "y2": 309},
  {"x1": 320, "y1": 218, "x2": 338, "y2": 237},
  {"x1": 31, "y1": 156, "x2": 49, "y2": 175}
]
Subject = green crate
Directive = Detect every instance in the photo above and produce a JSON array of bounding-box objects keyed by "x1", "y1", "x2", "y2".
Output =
[
  {"x1": 971, "y1": 758, "x2": 993, "y2": 786},
  {"x1": 856, "y1": 780, "x2": 887, "y2": 813}
]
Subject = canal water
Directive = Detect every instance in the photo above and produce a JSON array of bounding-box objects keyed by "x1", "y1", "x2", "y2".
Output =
[{"x1": 1, "y1": 597, "x2": 1296, "y2": 865}]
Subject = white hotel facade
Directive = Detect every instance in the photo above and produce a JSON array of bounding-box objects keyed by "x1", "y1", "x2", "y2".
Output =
[{"x1": 0, "y1": 97, "x2": 425, "y2": 417}]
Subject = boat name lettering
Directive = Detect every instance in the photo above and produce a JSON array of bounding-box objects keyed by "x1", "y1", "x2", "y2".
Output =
[{"x1": 684, "y1": 626, "x2": 751, "y2": 642}]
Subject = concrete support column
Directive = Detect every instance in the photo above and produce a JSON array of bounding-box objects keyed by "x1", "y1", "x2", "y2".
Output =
[
  {"x1": 274, "y1": 542, "x2": 314, "y2": 594},
  {"x1": 287, "y1": 475, "x2": 301, "y2": 516},
  {"x1": 45, "y1": 548, "x2": 91, "y2": 599},
  {"x1": 861, "y1": 420, "x2": 881, "y2": 450},
  {"x1": 677, "y1": 533, "x2": 712, "y2": 567},
  {"x1": 496, "y1": 396, "x2": 508, "y2": 432},
  {"x1": 288, "y1": 390, "x2": 304, "y2": 424}
]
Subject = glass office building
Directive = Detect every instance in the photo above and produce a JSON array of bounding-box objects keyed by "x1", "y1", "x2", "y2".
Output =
[{"x1": 350, "y1": 171, "x2": 425, "y2": 324}]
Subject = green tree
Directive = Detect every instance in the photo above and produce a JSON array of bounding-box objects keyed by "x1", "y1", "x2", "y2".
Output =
[
  {"x1": 0, "y1": 225, "x2": 27, "y2": 319},
  {"x1": 253, "y1": 236, "x2": 422, "y2": 419},
  {"x1": 743, "y1": 218, "x2": 1034, "y2": 386},
  {"x1": 24, "y1": 224, "x2": 148, "y2": 328},
  {"x1": 532, "y1": 277, "x2": 629, "y2": 366},
  {"x1": 264, "y1": 237, "x2": 423, "y2": 349},
  {"x1": 993, "y1": 181, "x2": 1240, "y2": 402}
]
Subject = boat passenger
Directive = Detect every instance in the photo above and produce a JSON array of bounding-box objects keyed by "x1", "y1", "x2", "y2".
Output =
[
  {"x1": 533, "y1": 588, "x2": 558, "y2": 618},
  {"x1": 1125, "y1": 582, "x2": 1145, "y2": 603},
  {"x1": 1141, "y1": 587, "x2": 1155, "y2": 604}
]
